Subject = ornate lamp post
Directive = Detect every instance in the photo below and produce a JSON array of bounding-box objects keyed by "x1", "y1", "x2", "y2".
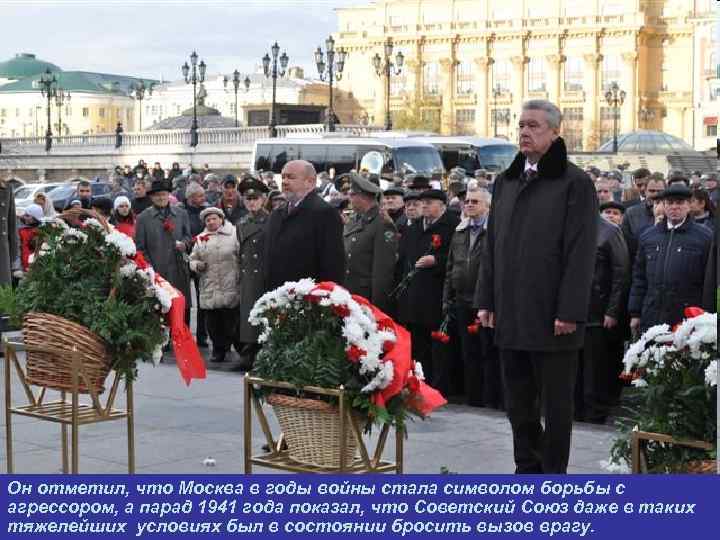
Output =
[
  {"x1": 38, "y1": 69, "x2": 57, "y2": 151},
  {"x1": 605, "y1": 81, "x2": 626, "y2": 153},
  {"x1": 54, "y1": 87, "x2": 70, "y2": 136},
  {"x1": 372, "y1": 38, "x2": 403, "y2": 131},
  {"x1": 262, "y1": 42, "x2": 289, "y2": 138},
  {"x1": 492, "y1": 84, "x2": 503, "y2": 138},
  {"x1": 315, "y1": 36, "x2": 347, "y2": 132},
  {"x1": 224, "y1": 70, "x2": 251, "y2": 128},
  {"x1": 130, "y1": 80, "x2": 155, "y2": 131},
  {"x1": 182, "y1": 50, "x2": 207, "y2": 147}
]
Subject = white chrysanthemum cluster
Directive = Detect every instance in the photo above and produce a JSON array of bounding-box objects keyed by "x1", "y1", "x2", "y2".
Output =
[
  {"x1": 62, "y1": 228, "x2": 88, "y2": 243},
  {"x1": 673, "y1": 313, "x2": 717, "y2": 359},
  {"x1": 105, "y1": 230, "x2": 137, "y2": 257},
  {"x1": 250, "y1": 279, "x2": 402, "y2": 393},
  {"x1": 705, "y1": 360, "x2": 718, "y2": 388}
]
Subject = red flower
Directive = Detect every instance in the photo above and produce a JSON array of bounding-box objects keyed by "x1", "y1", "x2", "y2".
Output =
[
  {"x1": 467, "y1": 322, "x2": 480, "y2": 335},
  {"x1": 131, "y1": 251, "x2": 150, "y2": 270},
  {"x1": 163, "y1": 218, "x2": 175, "y2": 234},
  {"x1": 197, "y1": 234, "x2": 209, "y2": 243},
  {"x1": 346, "y1": 345, "x2": 365, "y2": 363},
  {"x1": 406, "y1": 375, "x2": 421, "y2": 394},
  {"x1": 431, "y1": 234, "x2": 442, "y2": 250},
  {"x1": 684, "y1": 307, "x2": 705, "y2": 319},
  {"x1": 431, "y1": 331, "x2": 450, "y2": 344},
  {"x1": 332, "y1": 304, "x2": 351, "y2": 318}
]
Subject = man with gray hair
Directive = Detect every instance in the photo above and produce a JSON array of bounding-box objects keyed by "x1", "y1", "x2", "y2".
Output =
[
  {"x1": 476, "y1": 99, "x2": 598, "y2": 474},
  {"x1": 184, "y1": 182, "x2": 209, "y2": 348}
]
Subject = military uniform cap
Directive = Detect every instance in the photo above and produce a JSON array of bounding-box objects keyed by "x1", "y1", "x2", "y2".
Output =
[
  {"x1": 349, "y1": 172, "x2": 381, "y2": 195},
  {"x1": 383, "y1": 187, "x2": 405, "y2": 197},
  {"x1": 239, "y1": 177, "x2": 269, "y2": 197}
]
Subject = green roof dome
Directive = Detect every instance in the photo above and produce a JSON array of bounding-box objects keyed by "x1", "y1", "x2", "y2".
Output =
[{"x1": 0, "y1": 53, "x2": 61, "y2": 80}]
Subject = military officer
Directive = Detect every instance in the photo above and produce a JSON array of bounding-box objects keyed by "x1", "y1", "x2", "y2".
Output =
[
  {"x1": 343, "y1": 173, "x2": 398, "y2": 314},
  {"x1": 236, "y1": 177, "x2": 271, "y2": 370}
]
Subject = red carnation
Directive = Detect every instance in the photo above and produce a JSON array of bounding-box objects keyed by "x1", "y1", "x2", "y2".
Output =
[
  {"x1": 332, "y1": 304, "x2": 351, "y2": 318},
  {"x1": 163, "y1": 218, "x2": 175, "y2": 234},
  {"x1": 467, "y1": 321, "x2": 480, "y2": 335},
  {"x1": 431, "y1": 331, "x2": 450, "y2": 344},
  {"x1": 346, "y1": 345, "x2": 365, "y2": 363},
  {"x1": 406, "y1": 375, "x2": 421, "y2": 394},
  {"x1": 431, "y1": 234, "x2": 442, "y2": 250}
]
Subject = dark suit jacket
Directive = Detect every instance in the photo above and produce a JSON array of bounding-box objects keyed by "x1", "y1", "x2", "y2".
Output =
[{"x1": 263, "y1": 191, "x2": 345, "y2": 292}]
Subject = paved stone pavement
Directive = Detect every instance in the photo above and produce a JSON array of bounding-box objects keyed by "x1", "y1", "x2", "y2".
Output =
[{"x1": 0, "y1": 348, "x2": 620, "y2": 475}]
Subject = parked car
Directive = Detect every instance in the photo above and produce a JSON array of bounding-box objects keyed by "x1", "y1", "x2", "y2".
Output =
[
  {"x1": 47, "y1": 181, "x2": 113, "y2": 212},
  {"x1": 14, "y1": 183, "x2": 65, "y2": 215}
]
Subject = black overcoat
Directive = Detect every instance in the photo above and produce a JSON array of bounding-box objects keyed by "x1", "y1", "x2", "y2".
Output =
[
  {"x1": 263, "y1": 191, "x2": 345, "y2": 292},
  {"x1": 396, "y1": 210, "x2": 459, "y2": 327},
  {"x1": 238, "y1": 211, "x2": 269, "y2": 343},
  {"x1": 476, "y1": 137, "x2": 598, "y2": 351}
]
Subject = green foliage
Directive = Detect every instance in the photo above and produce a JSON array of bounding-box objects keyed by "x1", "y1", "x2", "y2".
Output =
[
  {"x1": 0, "y1": 285, "x2": 21, "y2": 328},
  {"x1": 13, "y1": 221, "x2": 165, "y2": 383}
]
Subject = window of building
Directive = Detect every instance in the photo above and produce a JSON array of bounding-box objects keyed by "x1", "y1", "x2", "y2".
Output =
[
  {"x1": 492, "y1": 59, "x2": 511, "y2": 93},
  {"x1": 0, "y1": 109, "x2": 5, "y2": 117},
  {"x1": 601, "y1": 3, "x2": 624, "y2": 16},
  {"x1": 15, "y1": 108, "x2": 20, "y2": 117},
  {"x1": 563, "y1": 0, "x2": 586, "y2": 17},
  {"x1": 660, "y1": 56, "x2": 670, "y2": 91},
  {"x1": 456, "y1": 61, "x2": 474, "y2": 95},
  {"x1": 456, "y1": 109, "x2": 475, "y2": 124},
  {"x1": 602, "y1": 54, "x2": 622, "y2": 91},
  {"x1": 390, "y1": 72, "x2": 406, "y2": 96},
  {"x1": 527, "y1": 58, "x2": 546, "y2": 92},
  {"x1": 82, "y1": 107, "x2": 90, "y2": 118},
  {"x1": 99, "y1": 108, "x2": 105, "y2": 118},
  {"x1": 423, "y1": 62, "x2": 439, "y2": 96},
  {"x1": 599, "y1": 106, "x2": 616, "y2": 146},
  {"x1": 706, "y1": 124, "x2": 717, "y2": 137},
  {"x1": 562, "y1": 107, "x2": 584, "y2": 151},
  {"x1": 28, "y1": 108, "x2": 33, "y2": 117},
  {"x1": 421, "y1": 108, "x2": 441, "y2": 127}
]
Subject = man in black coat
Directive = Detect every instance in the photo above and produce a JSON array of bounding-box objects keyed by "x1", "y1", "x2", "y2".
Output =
[
  {"x1": 264, "y1": 160, "x2": 345, "y2": 292},
  {"x1": 701, "y1": 214, "x2": 717, "y2": 312},
  {"x1": 621, "y1": 177, "x2": 666, "y2": 263},
  {"x1": 476, "y1": 100, "x2": 598, "y2": 474},
  {"x1": 629, "y1": 184, "x2": 713, "y2": 332},
  {"x1": 576, "y1": 216, "x2": 630, "y2": 424},
  {"x1": 397, "y1": 189, "x2": 459, "y2": 395}
]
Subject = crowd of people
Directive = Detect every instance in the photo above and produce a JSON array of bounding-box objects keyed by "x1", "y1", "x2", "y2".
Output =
[{"x1": 9, "y1": 99, "x2": 718, "y2": 475}]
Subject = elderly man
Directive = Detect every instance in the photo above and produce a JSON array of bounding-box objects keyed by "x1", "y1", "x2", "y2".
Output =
[
  {"x1": 595, "y1": 179, "x2": 615, "y2": 205},
  {"x1": 263, "y1": 160, "x2": 345, "y2": 292},
  {"x1": 476, "y1": 100, "x2": 598, "y2": 474},
  {"x1": 444, "y1": 187, "x2": 500, "y2": 407},
  {"x1": 135, "y1": 178, "x2": 193, "y2": 326},
  {"x1": 397, "y1": 188, "x2": 459, "y2": 394},
  {"x1": 219, "y1": 175, "x2": 247, "y2": 225},
  {"x1": 343, "y1": 173, "x2": 398, "y2": 314},
  {"x1": 621, "y1": 177, "x2": 666, "y2": 262},
  {"x1": 600, "y1": 201, "x2": 626, "y2": 227},
  {"x1": 382, "y1": 187, "x2": 405, "y2": 225},
  {"x1": 629, "y1": 183, "x2": 713, "y2": 333}
]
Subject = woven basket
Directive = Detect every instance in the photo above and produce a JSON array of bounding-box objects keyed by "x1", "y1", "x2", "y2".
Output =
[
  {"x1": 684, "y1": 460, "x2": 717, "y2": 474},
  {"x1": 23, "y1": 313, "x2": 111, "y2": 394},
  {"x1": 267, "y1": 394, "x2": 359, "y2": 468}
]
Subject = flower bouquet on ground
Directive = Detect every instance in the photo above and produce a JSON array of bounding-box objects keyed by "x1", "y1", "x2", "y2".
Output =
[
  {"x1": 606, "y1": 308, "x2": 717, "y2": 473},
  {"x1": 249, "y1": 279, "x2": 447, "y2": 434},
  {"x1": 11, "y1": 210, "x2": 204, "y2": 387}
]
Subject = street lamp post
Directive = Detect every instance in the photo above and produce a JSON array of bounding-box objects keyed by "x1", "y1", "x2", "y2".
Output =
[
  {"x1": 54, "y1": 87, "x2": 71, "y2": 136},
  {"x1": 182, "y1": 51, "x2": 207, "y2": 147},
  {"x1": 262, "y1": 43, "x2": 289, "y2": 138},
  {"x1": 130, "y1": 80, "x2": 155, "y2": 131},
  {"x1": 372, "y1": 38, "x2": 404, "y2": 131},
  {"x1": 38, "y1": 69, "x2": 57, "y2": 151},
  {"x1": 224, "y1": 70, "x2": 251, "y2": 128},
  {"x1": 315, "y1": 36, "x2": 347, "y2": 132},
  {"x1": 605, "y1": 81, "x2": 626, "y2": 153},
  {"x1": 492, "y1": 84, "x2": 503, "y2": 138}
]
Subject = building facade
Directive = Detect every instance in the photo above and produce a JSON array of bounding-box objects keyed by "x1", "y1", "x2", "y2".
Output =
[{"x1": 334, "y1": 0, "x2": 719, "y2": 150}]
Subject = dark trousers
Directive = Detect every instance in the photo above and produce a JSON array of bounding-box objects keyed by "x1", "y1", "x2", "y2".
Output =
[
  {"x1": 455, "y1": 303, "x2": 503, "y2": 407},
  {"x1": 192, "y1": 276, "x2": 207, "y2": 343},
  {"x1": 501, "y1": 349, "x2": 578, "y2": 474},
  {"x1": 576, "y1": 326, "x2": 623, "y2": 423},
  {"x1": 205, "y1": 308, "x2": 239, "y2": 354}
]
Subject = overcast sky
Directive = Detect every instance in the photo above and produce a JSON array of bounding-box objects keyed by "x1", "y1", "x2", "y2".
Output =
[{"x1": 0, "y1": 0, "x2": 363, "y2": 81}]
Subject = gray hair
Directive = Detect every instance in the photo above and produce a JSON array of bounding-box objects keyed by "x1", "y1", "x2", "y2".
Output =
[
  {"x1": 522, "y1": 99, "x2": 562, "y2": 129},
  {"x1": 185, "y1": 182, "x2": 205, "y2": 199},
  {"x1": 467, "y1": 186, "x2": 491, "y2": 205}
]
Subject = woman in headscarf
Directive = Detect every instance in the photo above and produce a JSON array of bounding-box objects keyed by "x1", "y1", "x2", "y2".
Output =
[
  {"x1": 109, "y1": 195, "x2": 136, "y2": 238},
  {"x1": 33, "y1": 192, "x2": 56, "y2": 218}
]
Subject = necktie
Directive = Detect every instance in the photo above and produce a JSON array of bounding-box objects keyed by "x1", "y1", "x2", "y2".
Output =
[{"x1": 523, "y1": 169, "x2": 538, "y2": 184}]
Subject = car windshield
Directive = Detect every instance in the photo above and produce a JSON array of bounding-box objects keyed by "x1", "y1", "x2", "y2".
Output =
[
  {"x1": 477, "y1": 144, "x2": 517, "y2": 172},
  {"x1": 394, "y1": 147, "x2": 445, "y2": 176},
  {"x1": 14, "y1": 187, "x2": 33, "y2": 199},
  {"x1": 47, "y1": 185, "x2": 76, "y2": 199}
]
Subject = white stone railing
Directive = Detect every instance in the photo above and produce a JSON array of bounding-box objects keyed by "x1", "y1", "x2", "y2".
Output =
[{"x1": 0, "y1": 125, "x2": 381, "y2": 154}]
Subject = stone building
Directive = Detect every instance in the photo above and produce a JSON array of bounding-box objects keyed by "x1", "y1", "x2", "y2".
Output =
[{"x1": 333, "y1": 0, "x2": 719, "y2": 150}]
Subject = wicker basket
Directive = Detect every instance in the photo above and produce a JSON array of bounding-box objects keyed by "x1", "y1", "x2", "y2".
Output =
[
  {"x1": 267, "y1": 394, "x2": 359, "y2": 468},
  {"x1": 23, "y1": 312, "x2": 112, "y2": 394},
  {"x1": 685, "y1": 460, "x2": 717, "y2": 474}
]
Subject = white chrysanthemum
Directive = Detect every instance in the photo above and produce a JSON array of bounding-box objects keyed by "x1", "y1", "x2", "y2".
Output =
[
  {"x1": 705, "y1": 360, "x2": 718, "y2": 388},
  {"x1": 83, "y1": 218, "x2": 104, "y2": 230},
  {"x1": 63, "y1": 228, "x2": 88, "y2": 243},
  {"x1": 329, "y1": 287, "x2": 352, "y2": 306},
  {"x1": 342, "y1": 320, "x2": 365, "y2": 343},
  {"x1": 105, "y1": 230, "x2": 137, "y2": 257},
  {"x1": 119, "y1": 261, "x2": 138, "y2": 277},
  {"x1": 152, "y1": 284, "x2": 173, "y2": 313},
  {"x1": 631, "y1": 378, "x2": 648, "y2": 388},
  {"x1": 600, "y1": 459, "x2": 630, "y2": 474}
]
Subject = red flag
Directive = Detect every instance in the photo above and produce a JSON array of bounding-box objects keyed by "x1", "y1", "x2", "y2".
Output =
[
  {"x1": 166, "y1": 292, "x2": 206, "y2": 385},
  {"x1": 684, "y1": 306, "x2": 705, "y2": 319}
]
